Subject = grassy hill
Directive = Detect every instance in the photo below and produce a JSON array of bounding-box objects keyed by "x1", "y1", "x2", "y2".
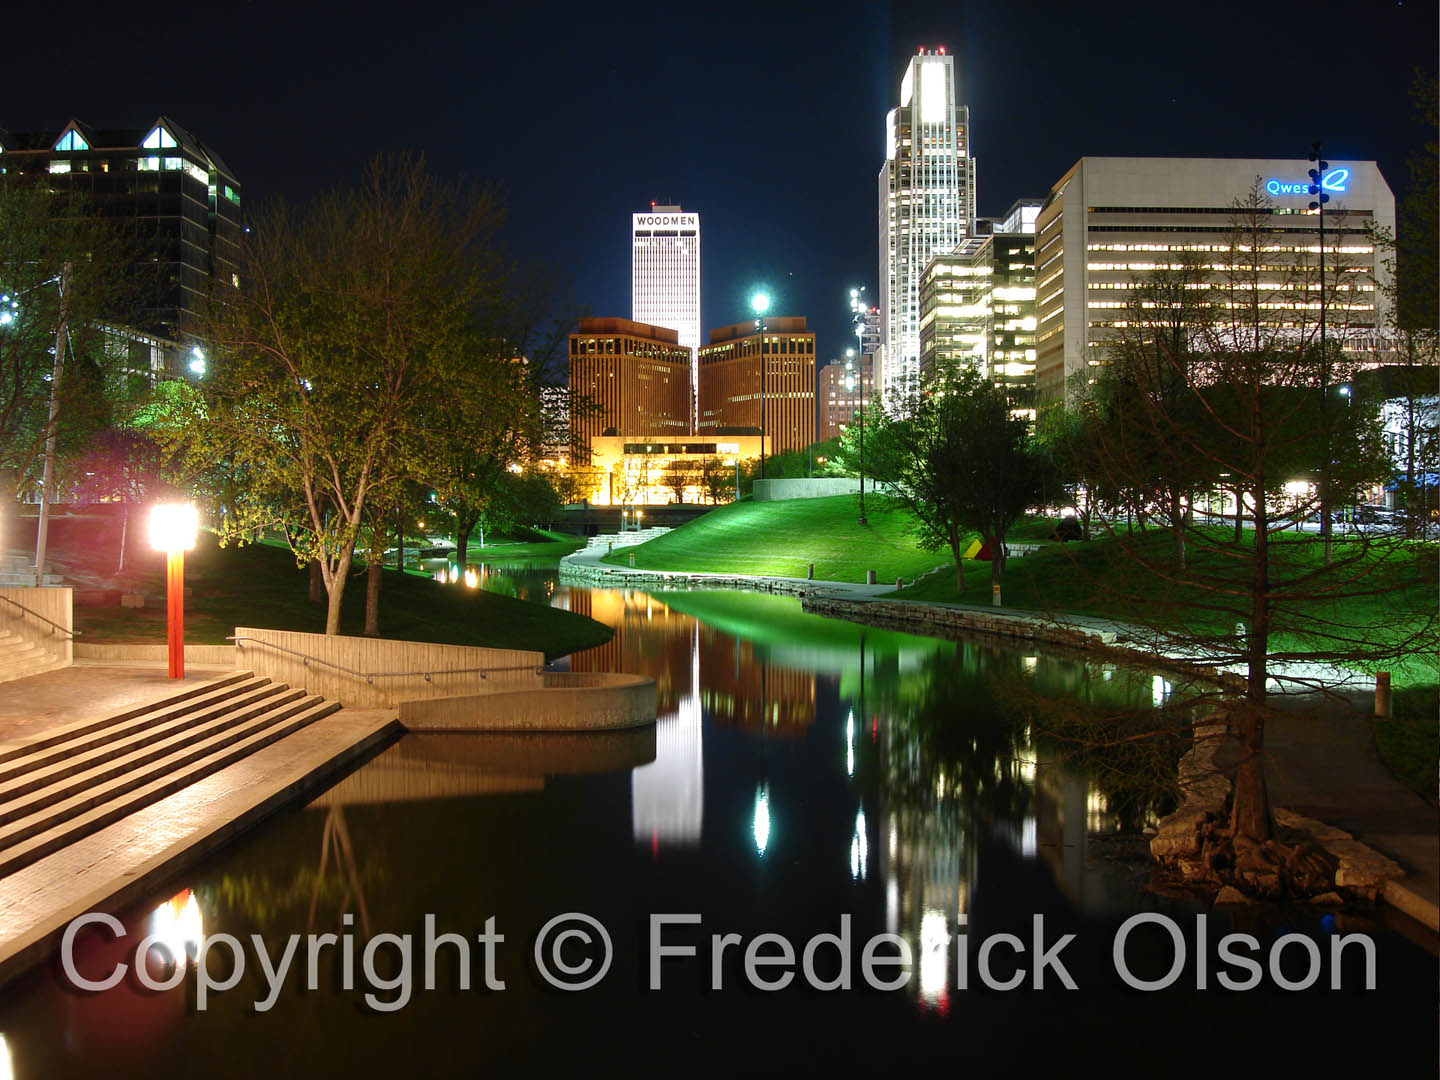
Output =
[{"x1": 57, "y1": 530, "x2": 610, "y2": 659}]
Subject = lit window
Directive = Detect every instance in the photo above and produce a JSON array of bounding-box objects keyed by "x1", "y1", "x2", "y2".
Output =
[
  {"x1": 142, "y1": 125, "x2": 178, "y2": 149},
  {"x1": 139, "y1": 156, "x2": 160, "y2": 171},
  {"x1": 48, "y1": 160, "x2": 71, "y2": 174},
  {"x1": 54, "y1": 130, "x2": 89, "y2": 152}
]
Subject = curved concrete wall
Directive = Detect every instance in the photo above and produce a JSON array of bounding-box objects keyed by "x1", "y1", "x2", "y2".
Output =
[
  {"x1": 752, "y1": 478, "x2": 863, "y2": 501},
  {"x1": 232, "y1": 627, "x2": 544, "y2": 707},
  {"x1": 399, "y1": 672, "x2": 657, "y2": 732}
]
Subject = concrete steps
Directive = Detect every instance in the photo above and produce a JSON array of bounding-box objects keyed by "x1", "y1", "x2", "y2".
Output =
[
  {"x1": 0, "y1": 671, "x2": 341, "y2": 880},
  {"x1": 0, "y1": 554, "x2": 62, "y2": 588},
  {"x1": 0, "y1": 629, "x2": 67, "y2": 684}
]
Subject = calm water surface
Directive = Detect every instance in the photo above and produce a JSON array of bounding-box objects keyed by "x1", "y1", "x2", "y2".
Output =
[{"x1": 0, "y1": 568, "x2": 1433, "y2": 1077}]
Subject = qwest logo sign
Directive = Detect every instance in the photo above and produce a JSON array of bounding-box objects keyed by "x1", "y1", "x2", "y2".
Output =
[{"x1": 1265, "y1": 168, "x2": 1349, "y2": 197}]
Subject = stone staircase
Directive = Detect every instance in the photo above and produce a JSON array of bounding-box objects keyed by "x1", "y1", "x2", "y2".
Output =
[
  {"x1": 0, "y1": 554, "x2": 61, "y2": 588},
  {"x1": 0, "y1": 671, "x2": 340, "y2": 880},
  {"x1": 0, "y1": 626, "x2": 68, "y2": 683}
]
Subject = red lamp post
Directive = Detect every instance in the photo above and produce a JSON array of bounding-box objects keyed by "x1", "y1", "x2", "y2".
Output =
[{"x1": 149, "y1": 503, "x2": 198, "y2": 679}]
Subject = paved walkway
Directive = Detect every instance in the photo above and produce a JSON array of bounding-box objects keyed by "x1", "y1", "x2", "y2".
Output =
[
  {"x1": 1264, "y1": 694, "x2": 1438, "y2": 928},
  {"x1": 0, "y1": 661, "x2": 235, "y2": 746}
]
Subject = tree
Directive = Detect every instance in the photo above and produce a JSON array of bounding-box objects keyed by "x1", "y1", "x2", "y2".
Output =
[
  {"x1": 0, "y1": 180, "x2": 136, "y2": 549},
  {"x1": 699, "y1": 456, "x2": 733, "y2": 504},
  {"x1": 67, "y1": 426, "x2": 171, "y2": 572},
  {"x1": 867, "y1": 367, "x2": 1044, "y2": 601},
  {"x1": 1067, "y1": 183, "x2": 1434, "y2": 874},
  {"x1": 1087, "y1": 255, "x2": 1221, "y2": 568},
  {"x1": 661, "y1": 460, "x2": 694, "y2": 503},
  {"x1": 198, "y1": 154, "x2": 501, "y2": 634}
]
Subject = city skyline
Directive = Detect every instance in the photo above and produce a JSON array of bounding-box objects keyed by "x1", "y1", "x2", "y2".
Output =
[{"x1": 0, "y1": 1, "x2": 1432, "y2": 367}]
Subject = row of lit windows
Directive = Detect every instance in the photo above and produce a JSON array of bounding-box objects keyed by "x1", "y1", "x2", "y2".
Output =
[{"x1": 1087, "y1": 242, "x2": 1374, "y2": 255}]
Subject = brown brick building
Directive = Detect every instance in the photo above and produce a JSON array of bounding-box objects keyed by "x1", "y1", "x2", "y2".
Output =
[
  {"x1": 697, "y1": 317, "x2": 815, "y2": 455},
  {"x1": 568, "y1": 317, "x2": 692, "y2": 455}
]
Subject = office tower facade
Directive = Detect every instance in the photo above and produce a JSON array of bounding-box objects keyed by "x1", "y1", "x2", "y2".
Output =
[
  {"x1": 0, "y1": 116, "x2": 242, "y2": 354},
  {"x1": 1033, "y1": 157, "x2": 1395, "y2": 404},
  {"x1": 632, "y1": 205, "x2": 701, "y2": 428},
  {"x1": 878, "y1": 48, "x2": 977, "y2": 403},
  {"x1": 917, "y1": 236, "x2": 991, "y2": 382},
  {"x1": 697, "y1": 317, "x2": 816, "y2": 455},
  {"x1": 567, "y1": 317, "x2": 692, "y2": 456},
  {"x1": 987, "y1": 199, "x2": 1042, "y2": 417},
  {"x1": 817, "y1": 357, "x2": 873, "y2": 441}
]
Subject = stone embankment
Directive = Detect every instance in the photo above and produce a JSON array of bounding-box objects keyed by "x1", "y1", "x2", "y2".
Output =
[{"x1": 1150, "y1": 715, "x2": 1406, "y2": 904}]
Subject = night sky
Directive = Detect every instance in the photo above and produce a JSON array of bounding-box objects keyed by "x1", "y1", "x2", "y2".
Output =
[{"x1": 4, "y1": 0, "x2": 1434, "y2": 376}]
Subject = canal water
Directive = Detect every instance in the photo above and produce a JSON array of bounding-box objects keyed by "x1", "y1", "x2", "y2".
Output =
[{"x1": 0, "y1": 568, "x2": 1434, "y2": 1077}]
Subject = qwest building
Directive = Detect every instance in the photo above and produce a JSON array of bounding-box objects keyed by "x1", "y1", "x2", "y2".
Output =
[
  {"x1": 878, "y1": 48, "x2": 977, "y2": 403},
  {"x1": 632, "y1": 205, "x2": 701, "y2": 428},
  {"x1": 1033, "y1": 157, "x2": 1395, "y2": 403}
]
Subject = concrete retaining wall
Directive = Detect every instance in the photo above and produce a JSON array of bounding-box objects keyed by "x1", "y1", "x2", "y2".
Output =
[
  {"x1": 400, "y1": 671, "x2": 657, "y2": 731},
  {"x1": 0, "y1": 587, "x2": 73, "y2": 666},
  {"x1": 800, "y1": 594, "x2": 1115, "y2": 649},
  {"x1": 232, "y1": 627, "x2": 543, "y2": 707},
  {"x1": 752, "y1": 478, "x2": 863, "y2": 501},
  {"x1": 75, "y1": 642, "x2": 236, "y2": 665}
]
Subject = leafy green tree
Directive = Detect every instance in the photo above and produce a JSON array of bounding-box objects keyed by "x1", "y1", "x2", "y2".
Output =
[
  {"x1": 198, "y1": 154, "x2": 502, "y2": 634},
  {"x1": 0, "y1": 180, "x2": 136, "y2": 550},
  {"x1": 867, "y1": 367, "x2": 1044, "y2": 601}
]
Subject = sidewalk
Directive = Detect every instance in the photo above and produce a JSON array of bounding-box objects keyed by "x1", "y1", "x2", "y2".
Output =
[{"x1": 1264, "y1": 695, "x2": 1439, "y2": 929}]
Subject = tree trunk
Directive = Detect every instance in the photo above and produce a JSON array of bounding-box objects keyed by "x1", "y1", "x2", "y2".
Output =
[
  {"x1": 455, "y1": 519, "x2": 474, "y2": 574},
  {"x1": 1234, "y1": 483, "x2": 1273, "y2": 845},
  {"x1": 990, "y1": 540, "x2": 1003, "y2": 606},
  {"x1": 1233, "y1": 485, "x2": 1244, "y2": 541},
  {"x1": 117, "y1": 505, "x2": 128, "y2": 574},
  {"x1": 950, "y1": 530, "x2": 965, "y2": 594},
  {"x1": 363, "y1": 555, "x2": 381, "y2": 637},
  {"x1": 1171, "y1": 492, "x2": 1186, "y2": 570},
  {"x1": 309, "y1": 560, "x2": 325, "y2": 603},
  {"x1": 324, "y1": 547, "x2": 354, "y2": 636}
]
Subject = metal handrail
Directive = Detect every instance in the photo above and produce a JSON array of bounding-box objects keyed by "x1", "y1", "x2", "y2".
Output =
[
  {"x1": 227, "y1": 635, "x2": 541, "y2": 685},
  {"x1": 0, "y1": 594, "x2": 79, "y2": 638}
]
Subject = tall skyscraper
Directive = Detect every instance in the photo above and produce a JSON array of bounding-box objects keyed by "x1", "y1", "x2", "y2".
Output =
[
  {"x1": 878, "y1": 48, "x2": 976, "y2": 403},
  {"x1": 632, "y1": 204, "x2": 701, "y2": 429}
]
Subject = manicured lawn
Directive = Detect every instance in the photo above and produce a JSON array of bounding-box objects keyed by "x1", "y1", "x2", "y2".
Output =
[
  {"x1": 598, "y1": 495, "x2": 1051, "y2": 583},
  {"x1": 893, "y1": 526, "x2": 1439, "y2": 688},
  {"x1": 464, "y1": 529, "x2": 586, "y2": 561},
  {"x1": 70, "y1": 533, "x2": 611, "y2": 659},
  {"x1": 1373, "y1": 685, "x2": 1439, "y2": 804}
]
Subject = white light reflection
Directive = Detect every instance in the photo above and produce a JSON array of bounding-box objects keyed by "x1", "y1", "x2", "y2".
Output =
[
  {"x1": 148, "y1": 889, "x2": 203, "y2": 977},
  {"x1": 1151, "y1": 674, "x2": 1171, "y2": 707},
  {"x1": 0, "y1": 1034, "x2": 12, "y2": 1080},
  {"x1": 632, "y1": 622, "x2": 703, "y2": 848},
  {"x1": 845, "y1": 709, "x2": 855, "y2": 777},
  {"x1": 919, "y1": 909, "x2": 950, "y2": 1005},
  {"x1": 849, "y1": 807, "x2": 868, "y2": 880},
  {"x1": 753, "y1": 784, "x2": 772, "y2": 856}
]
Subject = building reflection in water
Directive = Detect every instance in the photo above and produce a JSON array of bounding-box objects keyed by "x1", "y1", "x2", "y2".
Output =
[{"x1": 632, "y1": 622, "x2": 704, "y2": 850}]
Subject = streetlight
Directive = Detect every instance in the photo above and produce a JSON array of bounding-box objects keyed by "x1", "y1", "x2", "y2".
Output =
[
  {"x1": 848, "y1": 285, "x2": 871, "y2": 526},
  {"x1": 148, "y1": 502, "x2": 198, "y2": 679},
  {"x1": 188, "y1": 346, "x2": 206, "y2": 377},
  {"x1": 751, "y1": 291, "x2": 771, "y2": 481},
  {"x1": 1309, "y1": 142, "x2": 1333, "y2": 562}
]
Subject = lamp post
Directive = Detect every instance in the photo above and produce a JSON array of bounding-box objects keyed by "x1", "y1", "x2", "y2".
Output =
[
  {"x1": 751, "y1": 291, "x2": 771, "y2": 480},
  {"x1": 1308, "y1": 142, "x2": 1332, "y2": 563},
  {"x1": 33, "y1": 262, "x2": 71, "y2": 588},
  {"x1": 849, "y1": 288, "x2": 870, "y2": 526},
  {"x1": 149, "y1": 503, "x2": 198, "y2": 679}
]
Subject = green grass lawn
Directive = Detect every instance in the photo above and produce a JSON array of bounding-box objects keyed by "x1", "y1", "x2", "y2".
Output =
[
  {"x1": 1373, "y1": 685, "x2": 1439, "y2": 804},
  {"x1": 70, "y1": 534, "x2": 611, "y2": 659},
  {"x1": 462, "y1": 529, "x2": 586, "y2": 561},
  {"x1": 598, "y1": 495, "x2": 1030, "y2": 583},
  {"x1": 894, "y1": 526, "x2": 1439, "y2": 688}
]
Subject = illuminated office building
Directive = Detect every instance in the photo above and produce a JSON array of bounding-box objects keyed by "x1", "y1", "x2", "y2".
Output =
[
  {"x1": 917, "y1": 237, "x2": 991, "y2": 382},
  {"x1": 0, "y1": 115, "x2": 242, "y2": 366},
  {"x1": 1033, "y1": 157, "x2": 1395, "y2": 404},
  {"x1": 817, "y1": 357, "x2": 873, "y2": 441},
  {"x1": 986, "y1": 199, "x2": 1042, "y2": 416},
  {"x1": 697, "y1": 317, "x2": 816, "y2": 455},
  {"x1": 878, "y1": 48, "x2": 977, "y2": 403},
  {"x1": 567, "y1": 317, "x2": 692, "y2": 453},
  {"x1": 632, "y1": 205, "x2": 701, "y2": 428}
]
